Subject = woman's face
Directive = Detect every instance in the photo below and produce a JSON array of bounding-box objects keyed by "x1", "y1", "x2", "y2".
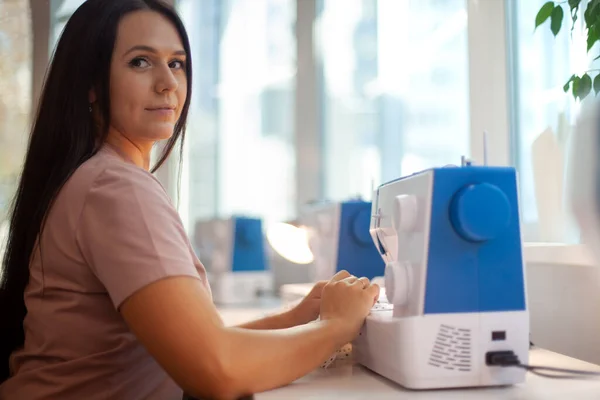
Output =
[{"x1": 107, "y1": 10, "x2": 187, "y2": 148}]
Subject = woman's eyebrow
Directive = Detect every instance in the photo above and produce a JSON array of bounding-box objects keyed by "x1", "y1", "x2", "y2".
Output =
[{"x1": 123, "y1": 45, "x2": 186, "y2": 57}]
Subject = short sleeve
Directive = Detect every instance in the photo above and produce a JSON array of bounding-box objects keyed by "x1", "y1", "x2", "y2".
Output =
[{"x1": 76, "y1": 165, "x2": 201, "y2": 308}]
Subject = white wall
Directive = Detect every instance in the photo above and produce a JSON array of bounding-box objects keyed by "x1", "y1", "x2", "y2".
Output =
[{"x1": 526, "y1": 244, "x2": 600, "y2": 365}]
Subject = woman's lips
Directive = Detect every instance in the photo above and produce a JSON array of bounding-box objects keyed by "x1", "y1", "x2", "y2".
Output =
[{"x1": 146, "y1": 107, "x2": 175, "y2": 116}]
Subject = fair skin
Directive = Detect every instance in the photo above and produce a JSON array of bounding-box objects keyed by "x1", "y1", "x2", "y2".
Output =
[
  {"x1": 95, "y1": 10, "x2": 188, "y2": 169},
  {"x1": 105, "y1": 10, "x2": 380, "y2": 400}
]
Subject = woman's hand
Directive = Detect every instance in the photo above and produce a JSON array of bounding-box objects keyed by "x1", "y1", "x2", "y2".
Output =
[
  {"x1": 289, "y1": 280, "x2": 328, "y2": 325},
  {"x1": 319, "y1": 270, "x2": 380, "y2": 343}
]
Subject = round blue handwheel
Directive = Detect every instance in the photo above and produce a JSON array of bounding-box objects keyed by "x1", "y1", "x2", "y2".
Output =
[
  {"x1": 351, "y1": 208, "x2": 373, "y2": 246},
  {"x1": 449, "y1": 183, "x2": 511, "y2": 242}
]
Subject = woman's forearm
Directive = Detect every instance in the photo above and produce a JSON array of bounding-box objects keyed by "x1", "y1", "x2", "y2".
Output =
[
  {"x1": 234, "y1": 309, "x2": 299, "y2": 330},
  {"x1": 221, "y1": 319, "x2": 350, "y2": 398}
]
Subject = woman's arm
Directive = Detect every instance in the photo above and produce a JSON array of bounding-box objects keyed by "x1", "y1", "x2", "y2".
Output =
[
  {"x1": 234, "y1": 282, "x2": 328, "y2": 330},
  {"x1": 121, "y1": 273, "x2": 376, "y2": 400},
  {"x1": 234, "y1": 310, "x2": 298, "y2": 330},
  {"x1": 237, "y1": 281, "x2": 327, "y2": 329}
]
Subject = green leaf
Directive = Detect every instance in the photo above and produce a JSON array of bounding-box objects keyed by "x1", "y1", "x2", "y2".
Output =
[
  {"x1": 594, "y1": 74, "x2": 600, "y2": 95},
  {"x1": 572, "y1": 76, "x2": 581, "y2": 99},
  {"x1": 594, "y1": 53, "x2": 600, "y2": 60},
  {"x1": 535, "y1": 2, "x2": 555, "y2": 29},
  {"x1": 579, "y1": 73, "x2": 593, "y2": 99},
  {"x1": 587, "y1": 0, "x2": 600, "y2": 25},
  {"x1": 585, "y1": 0, "x2": 595, "y2": 25},
  {"x1": 564, "y1": 74, "x2": 577, "y2": 92},
  {"x1": 570, "y1": 0, "x2": 581, "y2": 30},
  {"x1": 569, "y1": 0, "x2": 581, "y2": 20},
  {"x1": 588, "y1": 25, "x2": 600, "y2": 51},
  {"x1": 551, "y1": 5, "x2": 564, "y2": 36}
]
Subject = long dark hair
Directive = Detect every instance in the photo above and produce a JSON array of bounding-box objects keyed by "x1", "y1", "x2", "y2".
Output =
[{"x1": 0, "y1": 0, "x2": 192, "y2": 382}]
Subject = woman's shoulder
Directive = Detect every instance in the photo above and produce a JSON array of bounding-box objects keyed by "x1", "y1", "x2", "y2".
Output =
[{"x1": 61, "y1": 147, "x2": 169, "y2": 208}]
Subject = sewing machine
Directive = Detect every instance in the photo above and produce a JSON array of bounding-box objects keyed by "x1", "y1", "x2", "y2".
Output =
[
  {"x1": 300, "y1": 200, "x2": 385, "y2": 281},
  {"x1": 194, "y1": 216, "x2": 272, "y2": 305},
  {"x1": 352, "y1": 160, "x2": 529, "y2": 389}
]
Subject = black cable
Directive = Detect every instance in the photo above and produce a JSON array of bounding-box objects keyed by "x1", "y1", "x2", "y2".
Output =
[
  {"x1": 486, "y1": 351, "x2": 600, "y2": 380},
  {"x1": 519, "y1": 364, "x2": 600, "y2": 379}
]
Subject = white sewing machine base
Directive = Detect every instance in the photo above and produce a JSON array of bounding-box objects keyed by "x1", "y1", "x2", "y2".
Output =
[
  {"x1": 352, "y1": 310, "x2": 529, "y2": 389},
  {"x1": 209, "y1": 271, "x2": 273, "y2": 305}
]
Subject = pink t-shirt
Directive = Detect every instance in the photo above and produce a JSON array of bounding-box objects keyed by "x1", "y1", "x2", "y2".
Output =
[{"x1": 0, "y1": 145, "x2": 211, "y2": 400}]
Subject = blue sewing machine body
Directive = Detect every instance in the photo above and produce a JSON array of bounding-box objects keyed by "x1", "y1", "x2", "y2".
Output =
[
  {"x1": 301, "y1": 200, "x2": 385, "y2": 282},
  {"x1": 194, "y1": 216, "x2": 272, "y2": 304},
  {"x1": 229, "y1": 217, "x2": 269, "y2": 273},
  {"x1": 353, "y1": 163, "x2": 530, "y2": 390},
  {"x1": 377, "y1": 166, "x2": 527, "y2": 315}
]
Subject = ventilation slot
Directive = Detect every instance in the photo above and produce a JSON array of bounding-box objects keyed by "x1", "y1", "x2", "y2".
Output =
[{"x1": 428, "y1": 324, "x2": 472, "y2": 372}]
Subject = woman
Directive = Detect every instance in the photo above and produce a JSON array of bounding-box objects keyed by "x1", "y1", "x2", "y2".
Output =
[{"x1": 0, "y1": 0, "x2": 379, "y2": 399}]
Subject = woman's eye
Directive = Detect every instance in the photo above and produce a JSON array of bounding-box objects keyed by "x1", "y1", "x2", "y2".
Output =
[
  {"x1": 129, "y1": 57, "x2": 150, "y2": 68},
  {"x1": 169, "y1": 60, "x2": 185, "y2": 70}
]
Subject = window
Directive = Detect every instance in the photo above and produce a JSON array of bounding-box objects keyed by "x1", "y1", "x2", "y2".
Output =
[
  {"x1": 316, "y1": 0, "x2": 470, "y2": 201},
  {"x1": 0, "y1": 0, "x2": 32, "y2": 255},
  {"x1": 177, "y1": 0, "x2": 296, "y2": 231},
  {"x1": 167, "y1": 0, "x2": 581, "y2": 246},
  {"x1": 508, "y1": 0, "x2": 589, "y2": 242}
]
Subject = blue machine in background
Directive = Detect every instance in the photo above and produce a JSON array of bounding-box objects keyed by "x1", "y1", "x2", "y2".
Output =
[
  {"x1": 230, "y1": 217, "x2": 268, "y2": 273},
  {"x1": 194, "y1": 216, "x2": 272, "y2": 304},
  {"x1": 301, "y1": 199, "x2": 385, "y2": 282}
]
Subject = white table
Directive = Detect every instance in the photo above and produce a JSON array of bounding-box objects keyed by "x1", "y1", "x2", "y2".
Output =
[
  {"x1": 256, "y1": 348, "x2": 600, "y2": 399},
  {"x1": 218, "y1": 293, "x2": 600, "y2": 399}
]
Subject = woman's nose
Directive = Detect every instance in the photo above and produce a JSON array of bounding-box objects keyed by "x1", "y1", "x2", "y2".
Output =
[{"x1": 154, "y1": 65, "x2": 178, "y2": 93}]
